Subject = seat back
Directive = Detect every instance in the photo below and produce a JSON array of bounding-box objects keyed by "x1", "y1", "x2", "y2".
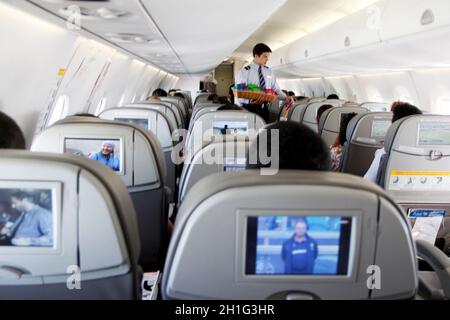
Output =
[
  {"x1": 192, "y1": 102, "x2": 218, "y2": 116},
  {"x1": 162, "y1": 171, "x2": 417, "y2": 300},
  {"x1": 185, "y1": 111, "x2": 265, "y2": 158},
  {"x1": 157, "y1": 98, "x2": 186, "y2": 128},
  {"x1": 128, "y1": 102, "x2": 180, "y2": 130},
  {"x1": 31, "y1": 117, "x2": 167, "y2": 269},
  {"x1": 178, "y1": 137, "x2": 250, "y2": 204},
  {"x1": 160, "y1": 96, "x2": 188, "y2": 120},
  {"x1": 319, "y1": 106, "x2": 368, "y2": 146},
  {"x1": 0, "y1": 150, "x2": 141, "y2": 299},
  {"x1": 341, "y1": 112, "x2": 392, "y2": 176},
  {"x1": 98, "y1": 107, "x2": 177, "y2": 193},
  {"x1": 189, "y1": 106, "x2": 223, "y2": 132},
  {"x1": 176, "y1": 91, "x2": 193, "y2": 110},
  {"x1": 299, "y1": 101, "x2": 344, "y2": 131},
  {"x1": 194, "y1": 93, "x2": 211, "y2": 106},
  {"x1": 378, "y1": 115, "x2": 450, "y2": 254},
  {"x1": 282, "y1": 100, "x2": 307, "y2": 121}
]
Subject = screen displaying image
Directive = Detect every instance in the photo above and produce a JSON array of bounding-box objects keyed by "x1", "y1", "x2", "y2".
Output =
[
  {"x1": 0, "y1": 188, "x2": 53, "y2": 247},
  {"x1": 371, "y1": 119, "x2": 391, "y2": 138},
  {"x1": 418, "y1": 122, "x2": 450, "y2": 146},
  {"x1": 246, "y1": 215, "x2": 352, "y2": 276},
  {"x1": 65, "y1": 138, "x2": 122, "y2": 173},
  {"x1": 114, "y1": 117, "x2": 149, "y2": 130},
  {"x1": 223, "y1": 157, "x2": 247, "y2": 172},
  {"x1": 212, "y1": 121, "x2": 248, "y2": 135}
]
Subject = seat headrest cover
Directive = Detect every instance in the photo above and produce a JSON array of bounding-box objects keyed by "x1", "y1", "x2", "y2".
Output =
[{"x1": 52, "y1": 116, "x2": 166, "y2": 180}]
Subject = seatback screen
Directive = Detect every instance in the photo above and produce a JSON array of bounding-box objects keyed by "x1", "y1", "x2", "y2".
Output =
[
  {"x1": 212, "y1": 121, "x2": 248, "y2": 135},
  {"x1": 114, "y1": 117, "x2": 149, "y2": 130},
  {"x1": 0, "y1": 188, "x2": 54, "y2": 247},
  {"x1": 371, "y1": 119, "x2": 391, "y2": 138},
  {"x1": 418, "y1": 122, "x2": 450, "y2": 146},
  {"x1": 64, "y1": 138, "x2": 122, "y2": 173},
  {"x1": 246, "y1": 215, "x2": 352, "y2": 276}
]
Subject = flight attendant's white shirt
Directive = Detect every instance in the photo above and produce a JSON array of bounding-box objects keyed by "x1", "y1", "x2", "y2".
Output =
[
  {"x1": 364, "y1": 148, "x2": 386, "y2": 183},
  {"x1": 236, "y1": 62, "x2": 287, "y2": 104}
]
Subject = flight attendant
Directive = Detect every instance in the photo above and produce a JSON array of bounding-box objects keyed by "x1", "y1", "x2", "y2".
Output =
[{"x1": 236, "y1": 43, "x2": 293, "y2": 123}]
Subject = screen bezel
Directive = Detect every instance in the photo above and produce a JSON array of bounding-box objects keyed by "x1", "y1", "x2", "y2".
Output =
[
  {"x1": 63, "y1": 136, "x2": 125, "y2": 176},
  {"x1": 236, "y1": 209, "x2": 360, "y2": 283},
  {"x1": 0, "y1": 180, "x2": 62, "y2": 255}
]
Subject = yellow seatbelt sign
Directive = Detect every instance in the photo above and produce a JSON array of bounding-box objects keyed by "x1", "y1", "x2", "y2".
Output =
[{"x1": 58, "y1": 69, "x2": 66, "y2": 76}]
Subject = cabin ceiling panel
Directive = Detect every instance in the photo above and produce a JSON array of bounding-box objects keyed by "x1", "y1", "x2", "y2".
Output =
[{"x1": 28, "y1": 0, "x2": 287, "y2": 75}]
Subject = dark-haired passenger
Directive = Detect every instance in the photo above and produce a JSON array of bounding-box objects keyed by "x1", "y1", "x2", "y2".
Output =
[
  {"x1": 329, "y1": 113, "x2": 358, "y2": 172},
  {"x1": 248, "y1": 121, "x2": 331, "y2": 171},
  {"x1": 0, "y1": 111, "x2": 26, "y2": 149}
]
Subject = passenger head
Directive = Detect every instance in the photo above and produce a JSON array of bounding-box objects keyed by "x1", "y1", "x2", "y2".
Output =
[
  {"x1": 168, "y1": 89, "x2": 177, "y2": 96},
  {"x1": 332, "y1": 113, "x2": 358, "y2": 148},
  {"x1": 71, "y1": 113, "x2": 98, "y2": 118},
  {"x1": 101, "y1": 141, "x2": 115, "y2": 156},
  {"x1": 316, "y1": 104, "x2": 334, "y2": 124},
  {"x1": 207, "y1": 94, "x2": 218, "y2": 102},
  {"x1": 214, "y1": 96, "x2": 231, "y2": 104},
  {"x1": 174, "y1": 92, "x2": 185, "y2": 99},
  {"x1": 147, "y1": 95, "x2": 161, "y2": 101},
  {"x1": 327, "y1": 94, "x2": 339, "y2": 100},
  {"x1": 152, "y1": 88, "x2": 168, "y2": 97},
  {"x1": 217, "y1": 104, "x2": 243, "y2": 111},
  {"x1": 0, "y1": 111, "x2": 26, "y2": 149},
  {"x1": 248, "y1": 121, "x2": 330, "y2": 171},
  {"x1": 288, "y1": 91, "x2": 296, "y2": 97},
  {"x1": 253, "y1": 43, "x2": 272, "y2": 66},
  {"x1": 391, "y1": 102, "x2": 422, "y2": 123}
]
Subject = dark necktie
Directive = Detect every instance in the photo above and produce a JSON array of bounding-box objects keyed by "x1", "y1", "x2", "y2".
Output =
[{"x1": 258, "y1": 65, "x2": 266, "y2": 90}]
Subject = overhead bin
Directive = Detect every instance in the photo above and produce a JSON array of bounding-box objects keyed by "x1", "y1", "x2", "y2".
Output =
[{"x1": 272, "y1": 0, "x2": 450, "y2": 77}]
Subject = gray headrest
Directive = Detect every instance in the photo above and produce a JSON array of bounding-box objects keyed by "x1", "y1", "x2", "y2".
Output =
[
  {"x1": 40, "y1": 116, "x2": 166, "y2": 183},
  {"x1": 164, "y1": 170, "x2": 417, "y2": 300},
  {"x1": 346, "y1": 112, "x2": 392, "y2": 144},
  {"x1": 383, "y1": 115, "x2": 450, "y2": 155},
  {"x1": 0, "y1": 149, "x2": 140, "y2": 269},
  {"x1": 319, "y1": 106, "x2": 367, "y2": 133}
]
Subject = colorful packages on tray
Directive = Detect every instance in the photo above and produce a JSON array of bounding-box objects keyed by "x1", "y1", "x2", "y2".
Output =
[{"x1": 233, "y1": 83, "x2": 277, "y2": 96}]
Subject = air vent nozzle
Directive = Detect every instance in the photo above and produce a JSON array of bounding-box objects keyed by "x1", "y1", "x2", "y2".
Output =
[{"x1": 421, "y1": 9, "x2": 435, "y2": 26}]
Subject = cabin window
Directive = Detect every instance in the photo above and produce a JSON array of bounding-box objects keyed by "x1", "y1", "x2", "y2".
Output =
[
  {"x1": 48, "y1": 95, "x2": 69, "y2": 126},
  {"x1": 437, "y1": 97, "x2": 450, "y2": 115}
]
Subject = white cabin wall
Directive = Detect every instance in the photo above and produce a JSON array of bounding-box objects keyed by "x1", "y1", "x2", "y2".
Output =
[
  {"x1": 409, "y1": 69, "x2": 450, "y2": 114},
  {"x1": 279, "y1": 72, "x2": 429, "y2": 112},
  {"x1": 0, "y1": 2, "x2": 78, "y2": 146},
  {"x1": 0, "y1": 2, "x2": 178, "y2": 147},
  {"x1": 175, "y1": 76, "x2": 203, "y2": 101}
]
